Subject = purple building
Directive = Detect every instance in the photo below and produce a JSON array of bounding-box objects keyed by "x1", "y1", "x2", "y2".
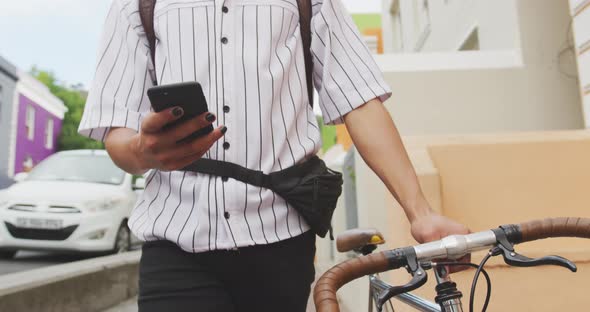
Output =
[{"x1": 6, "y1": 72, "x2": 67, "y2": 176}]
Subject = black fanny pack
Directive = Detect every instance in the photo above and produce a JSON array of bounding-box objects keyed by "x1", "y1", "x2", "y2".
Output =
[{"x1": 182, "y1": 156, "x2": 343, "y2": 239}]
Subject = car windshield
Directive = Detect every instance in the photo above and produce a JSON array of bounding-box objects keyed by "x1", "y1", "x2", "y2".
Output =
[{"x1": 26, "y1": 153, "x2": 125, "y2": 185}]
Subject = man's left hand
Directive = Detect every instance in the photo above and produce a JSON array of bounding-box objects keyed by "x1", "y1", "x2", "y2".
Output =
[
  {"x1": 410, "y1": 212, "x2": 470, "y2": 243},
  {"x1": 410, "y1": 212, "x2": 471, "y2": 273}
]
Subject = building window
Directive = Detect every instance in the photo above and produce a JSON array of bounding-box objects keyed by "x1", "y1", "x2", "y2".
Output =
[
  {"x1": 26, "y1": 105, "x2": 35, "y2": 140},
  {"x1": 45, "y1": 119, "x2": 54, "y2": 149}
]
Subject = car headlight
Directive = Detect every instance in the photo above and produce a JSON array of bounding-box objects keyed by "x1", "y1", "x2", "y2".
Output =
[{"x1": 84, "y1": 199, "x2": 122, "y2": 212}]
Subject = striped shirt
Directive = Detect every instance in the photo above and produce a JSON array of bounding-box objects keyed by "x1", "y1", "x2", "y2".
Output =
[{"x1": 78, "y1": 0, "x2": 391, "y2": 253}]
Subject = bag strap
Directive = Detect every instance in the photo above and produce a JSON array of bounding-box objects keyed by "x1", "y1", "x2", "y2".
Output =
[
  {"x1": 182, "y1": 155, "x2": 323, "y2": 189},
  {"x1": 296, "y1": 0, "x2": 314, "y2": 107},
  {"x1": 139, "y1": 0, "x2": 157, "y2": 70},
  {"x1": 139, "y1": 0, "x2": 314, "y2": 106},
  {"x1": 183, "y1": 158, "x2": 272, "y2": 189},
  {"x1": 139, "y1": 0, "x2": 158, "y2": 85}
]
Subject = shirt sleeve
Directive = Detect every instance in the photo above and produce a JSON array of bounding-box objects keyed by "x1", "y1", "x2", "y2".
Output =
[
  {"x1": 78, "y1": 0, "x2": 154, "y2": 141},
  {"x1": 310, "y1": 0, "x2": 392, "y2": 125}
]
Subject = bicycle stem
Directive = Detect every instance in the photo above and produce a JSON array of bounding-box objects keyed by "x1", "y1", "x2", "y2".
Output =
[{"x1": 412, "y1": 231, "x2": 497, "y2": 261}]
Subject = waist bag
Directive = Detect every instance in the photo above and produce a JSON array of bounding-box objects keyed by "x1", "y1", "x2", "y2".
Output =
[{"x1": 183, "y1": 156, "x2": 343, "y2": 239}]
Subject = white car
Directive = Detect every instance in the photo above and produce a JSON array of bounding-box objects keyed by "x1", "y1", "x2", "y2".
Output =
[{"x1": 0, "y1": 150, "x2": 145, "y2": 259}]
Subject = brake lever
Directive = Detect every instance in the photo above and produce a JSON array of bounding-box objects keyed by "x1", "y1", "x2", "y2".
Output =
[
  {"x1": 496, "y1": 243, "x2": 577, "y2": 272},
  {"x1": 375, "y1": 252, "x2": 428, "y2": 311}
]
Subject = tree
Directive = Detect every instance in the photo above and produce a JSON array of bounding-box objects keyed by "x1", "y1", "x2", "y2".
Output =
[
  {"x1": 31, "y1": 68, "x2": 103, "y2": 151},
  {"x1": 317, "y1": 115, "x2": 337, "y2": 152}
]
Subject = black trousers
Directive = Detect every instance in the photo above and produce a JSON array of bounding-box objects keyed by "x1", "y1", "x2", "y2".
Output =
[{"x1": 138, "y1": 231, "x2": 316, "y2": 312}]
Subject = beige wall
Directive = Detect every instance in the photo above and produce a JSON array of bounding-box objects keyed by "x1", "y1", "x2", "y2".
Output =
[{"x1": 334, "y1": 131, "x2": 590, "y2": 311}]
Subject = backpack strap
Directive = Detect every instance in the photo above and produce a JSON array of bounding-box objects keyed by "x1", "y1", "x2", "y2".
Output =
[
  {"x1": 139, "y1": 0, "x2": 157, "y2": 83},
  {"x1": 296, "y1": 0, "x2": 314, "y2": 107},
  {"x1": 139, "y1": 0, "x2": 314, "y2": 105}
]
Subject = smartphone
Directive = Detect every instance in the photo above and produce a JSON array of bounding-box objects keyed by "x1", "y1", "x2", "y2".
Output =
[{"x1": 147, "y1": 82, "x2": 214, "y2": 142}]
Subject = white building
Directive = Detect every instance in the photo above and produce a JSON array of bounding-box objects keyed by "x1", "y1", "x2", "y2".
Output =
[
  {"x1": 382, "y1": 0, "x2": 521, "y2": 53},
  {"x1": 569, "y1": 0, "x2": 590, "y2": 125},
  {"x1": 373, "y1": 0, "x2": 584, "y2": 135}
]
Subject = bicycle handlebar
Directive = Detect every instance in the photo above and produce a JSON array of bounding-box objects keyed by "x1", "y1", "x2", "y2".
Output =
[
  {"x1": 313, "y1": 217, "x2": 590, "y2": 312},
  {"x1": 519, "y1": 217, "x2": 590, "y2": 243}
]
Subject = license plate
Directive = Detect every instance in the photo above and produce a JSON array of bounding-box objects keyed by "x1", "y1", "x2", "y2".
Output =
[{"x1": 15, "y1": 217, "x2": 63, "y2": 230}]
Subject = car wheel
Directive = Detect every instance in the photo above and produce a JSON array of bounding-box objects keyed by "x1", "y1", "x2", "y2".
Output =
[
  {"x1": 112, "y1": 223, "x2": 131, "y2": 254},
  {"x1": 0, "y1": 249, "x2": 17, "y2": 259}
]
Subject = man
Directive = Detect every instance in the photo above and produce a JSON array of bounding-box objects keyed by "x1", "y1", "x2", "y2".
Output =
[{"x1": 79, "y1": 0, "x2": 469, "y2": 311}]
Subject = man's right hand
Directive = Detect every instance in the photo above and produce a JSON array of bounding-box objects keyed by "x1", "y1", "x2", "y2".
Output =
[{"x1": 131, "y1": 107, "x2": 225, "y2": 172}]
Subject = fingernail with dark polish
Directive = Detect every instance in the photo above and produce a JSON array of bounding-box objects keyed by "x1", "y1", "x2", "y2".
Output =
[
  {"x1": 172, "y1": 107, "x2": 184, "y2": 117},
  {"x1": 206, "y1": 113, "x2": 216, "y2": 122},
  {"x1": 221, "y1": 126, "x2": 228, "y2": 134}
]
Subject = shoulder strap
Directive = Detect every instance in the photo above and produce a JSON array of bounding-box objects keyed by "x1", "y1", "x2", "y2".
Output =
[
  {"x1": 139, "y1": 0, "x2": 157, "y2": 74},
  {"x1": 296, "y1": 0, "x2": 314, "y2": 107}
]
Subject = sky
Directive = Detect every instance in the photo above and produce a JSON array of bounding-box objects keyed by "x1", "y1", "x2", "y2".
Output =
[{"x1": 0, "y1": 0, "x2": 381, "y2": 88}]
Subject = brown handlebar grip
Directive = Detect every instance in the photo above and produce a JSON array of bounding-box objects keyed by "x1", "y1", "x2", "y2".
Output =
[
  {"x1": 519, "y1": 217, "x2": 590, "y2": 243},
  {"x1": 314, "y1": 252, "x2": 391, "y2": 312}
]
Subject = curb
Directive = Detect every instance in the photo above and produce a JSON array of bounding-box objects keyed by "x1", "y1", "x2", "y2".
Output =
[{"x1": 0, "y1": 251, "x2": 141, "y2": 312}]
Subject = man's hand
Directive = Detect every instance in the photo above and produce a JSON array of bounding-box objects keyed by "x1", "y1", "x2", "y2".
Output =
[
  {"x1": 131, "y1": 107, "x2": 226, "y2": 172},
  {"x1": 105, "y1": 106, "x2": 225, "y2": 175},
  {"x1": 410, "y1": 212, "x2": 470, "y2": 244},
  {"x1": 410, "y1": 211, "x2": 471, "y2": 273}
]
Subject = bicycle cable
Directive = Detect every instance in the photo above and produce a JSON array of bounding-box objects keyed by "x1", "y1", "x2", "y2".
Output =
[
  {"x1": 436, "y1": 262, "x2": 492, "y2": 312},
  {"x1": 470, "y1": 252, "x2": 493, "y2": 312}
]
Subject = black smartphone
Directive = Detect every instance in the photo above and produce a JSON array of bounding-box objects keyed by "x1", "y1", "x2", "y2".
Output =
[{"x1": 147, "y1": 81, "x2": 214, "y2": 142}]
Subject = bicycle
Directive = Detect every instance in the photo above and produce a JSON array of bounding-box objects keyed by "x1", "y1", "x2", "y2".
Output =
[{"x1": 313, "y1": 217, "x2": 590, "y2": 312}]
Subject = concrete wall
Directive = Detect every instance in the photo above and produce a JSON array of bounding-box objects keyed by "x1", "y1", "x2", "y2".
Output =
[
  {"x1": 374, "y1": 0, "x2": 583, "y2": 136},
  {"x1": 378, "y1": 58, "x2": 583, "y2": 135},
  {"x1": 336, "y1": 130, "x2": 590, "y2": 311},
  {"x1": 0, "y1": 251, "x2": 140, "y2": 312},
  {"x1": 0, "y1": 56, "x2": 18, "y2": 177}
]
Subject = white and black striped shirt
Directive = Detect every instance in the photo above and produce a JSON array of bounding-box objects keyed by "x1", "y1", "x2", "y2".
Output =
[{"x1": 79, "y1": 0, "x2": 391, "y2": 253}]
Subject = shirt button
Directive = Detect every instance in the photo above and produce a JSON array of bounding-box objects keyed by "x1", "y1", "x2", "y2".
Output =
[
  {"x1": 223, "y1": 142, "x2": 230, "y2": 150},
  {"x1": 222, "y1": 176, "x2": 229, "y2": 182},
  {"x1": 222, "y1": 6, "x2": 229, "y2": 13},
  {"x1": 221, "y1": 37, "x2": 228, "y2": 44},
  {"x1": 224, "y1": 212, "x2": 230, "y2": 219},
  {"x1": 223, "y1": 105, "x2": 230, "y2": 113}
]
